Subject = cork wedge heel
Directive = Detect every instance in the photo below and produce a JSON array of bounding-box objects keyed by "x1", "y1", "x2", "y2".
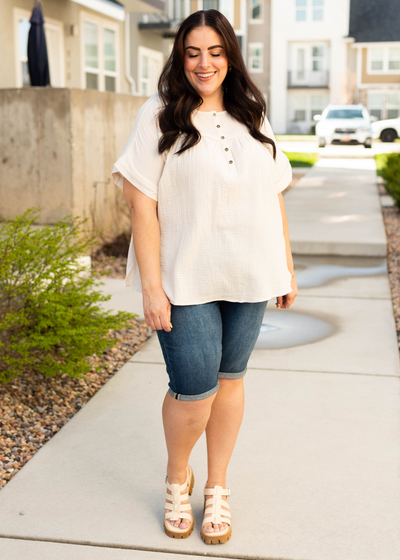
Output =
[
  {"x1": 164, "y1": 465, "x2": 195, "y2": 539},
  {"x1": 200, "y1": 485, "x2": 232, "y2": 544}
]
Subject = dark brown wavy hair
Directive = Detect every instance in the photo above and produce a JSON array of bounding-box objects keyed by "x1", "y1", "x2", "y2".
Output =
[{"x1": 156, "y1": 9, "x2": 276, "y2": 159}]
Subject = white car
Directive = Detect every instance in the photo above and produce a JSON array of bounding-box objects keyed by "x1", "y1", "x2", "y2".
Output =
[
  {"x1": 371, "y1": 117, "x2": 400, "y2": 143},
  {"x1": 314, "y1": 104, "x2": 374, "y2": 148}
]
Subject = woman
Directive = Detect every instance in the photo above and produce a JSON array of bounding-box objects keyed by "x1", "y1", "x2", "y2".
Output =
[{"x1": 112, "y1": 9, "x2": 297, "y2": 545}]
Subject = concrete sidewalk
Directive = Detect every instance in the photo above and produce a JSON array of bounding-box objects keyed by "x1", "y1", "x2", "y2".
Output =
[{"x1": 1, "y1": 160, "x2": 400, "y2": 560}]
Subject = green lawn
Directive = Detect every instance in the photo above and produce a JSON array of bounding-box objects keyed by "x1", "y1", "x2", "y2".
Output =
[
  {"x1": 283, "y1": 152, "x2": 319, "y2": 167},
  {"x1": 374, "y1": 153, "x2": 389, "y2": 177}
]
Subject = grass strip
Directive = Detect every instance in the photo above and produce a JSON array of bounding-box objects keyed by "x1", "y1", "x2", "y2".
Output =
[{"x1": 283, "y1": 152, "x2": 319, "y2": 167}]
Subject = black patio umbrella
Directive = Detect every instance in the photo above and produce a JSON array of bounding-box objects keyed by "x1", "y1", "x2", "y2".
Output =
[{"x1": 27, "y1": 0, "x2": 51, "y2": 86}]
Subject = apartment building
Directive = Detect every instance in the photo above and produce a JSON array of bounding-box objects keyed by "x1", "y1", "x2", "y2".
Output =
[
  {"x1": 270, "y1": 0, "x2": 350, "y2": 134},
  {"x1": 0, "y1": 0, "x2": 165, "y2": 94},
  {"x1": 247, "y1": 0, "x2": 271, "y2": 110},
  {"x1": 348, "y1": 0, "x2": 400, "y2": 121}
]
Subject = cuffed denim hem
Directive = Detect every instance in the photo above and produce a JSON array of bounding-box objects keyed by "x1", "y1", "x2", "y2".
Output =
[
  {"x1": 218, "y1": 367, "x2": 247, "y2": 380},
  {"x1": 168, "y1": 382, "x2": 220, "y2": 401}
]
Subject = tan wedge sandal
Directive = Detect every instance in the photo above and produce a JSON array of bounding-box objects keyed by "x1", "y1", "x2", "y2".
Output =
[
  {"x1": 200, "y1": 485, "x2": 232, "y2": 544},
  {"x1": 164, "y1": 465, "x2": 195, "y2": 539}
]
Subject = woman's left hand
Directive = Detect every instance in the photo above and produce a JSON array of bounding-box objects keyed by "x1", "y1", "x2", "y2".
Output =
[{"x1": 276, "y1": 276, "x2": 298, "y2": 309}]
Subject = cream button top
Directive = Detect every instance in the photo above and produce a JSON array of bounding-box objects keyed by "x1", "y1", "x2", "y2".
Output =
[{"x1": 111, "y1": 92, "x2": 293, "y2": 305}]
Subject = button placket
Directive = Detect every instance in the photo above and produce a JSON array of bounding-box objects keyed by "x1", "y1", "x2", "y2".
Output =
[{"x1": 212, "y1": 113, "x2": 235, "y2": 168}]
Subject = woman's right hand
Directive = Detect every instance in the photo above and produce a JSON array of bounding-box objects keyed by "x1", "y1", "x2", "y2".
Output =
[{"x1": 142, "y1": 287, "x2": 172, "y2": 332}]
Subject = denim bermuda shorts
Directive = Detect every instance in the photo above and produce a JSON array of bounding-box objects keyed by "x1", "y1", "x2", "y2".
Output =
[{"x1": 156, "y1": 300, "x2": 268, "y2": 402}]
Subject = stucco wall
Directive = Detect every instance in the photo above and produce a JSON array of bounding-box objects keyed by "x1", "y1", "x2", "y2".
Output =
[{"x1": 0, "y1": 88, "x2": 147, "y2": 242}]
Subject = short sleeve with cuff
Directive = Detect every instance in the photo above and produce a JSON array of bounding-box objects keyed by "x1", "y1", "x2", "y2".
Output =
[{"x1": 111, "y1": 94, "x2": 165, "y2": 201}]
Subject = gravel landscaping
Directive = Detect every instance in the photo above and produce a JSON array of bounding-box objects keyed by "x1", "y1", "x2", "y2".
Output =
[
  {"x1": 3, "y1": 170, "x2": 398, "y2": 491},
  {"x1": 378, "y1": 182, "x2": 400, "y2": 353},
  {"x1": 0, "y1": 318, "x2": 151, "y2": 489}
]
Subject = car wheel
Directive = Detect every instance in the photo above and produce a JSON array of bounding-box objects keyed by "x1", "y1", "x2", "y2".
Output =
[
  {"x1": 318, "y1": 138, "x2": 326, "y2": 148},
  {"x1": 364, "y1": 139, "x2": 372, "y2": 148},
  {"x1": 380, "y1": 129, "x2": 398, "y2": 143}
]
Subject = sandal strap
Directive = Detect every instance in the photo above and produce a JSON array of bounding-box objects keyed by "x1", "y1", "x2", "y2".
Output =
[
  {"x1": 165, "y1": 510, "x2": 193, "y2": 523},
  {"x1": 202, "y1": 485, "x2": 231, "y2": 528},
  {"x1": 203, "y1": 485, "x2": 230, "y2": 497},
  {"x1": 166, "y1": 479, "x2": 187, "y2": 493},
  {"x1": 165, "y1": 477, "x2": 192, "y2": 523}
]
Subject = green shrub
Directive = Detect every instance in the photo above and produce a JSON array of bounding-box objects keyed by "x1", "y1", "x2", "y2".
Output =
[
  {"x1": 374, "y1": 153, "x2": 389, "y2": 177},
  {"x1": 0, "y1": 208, "x2": 136, "y2": 384},
  {"x1": 380, "y1": 152, "x2": 400, "y2": 209}
]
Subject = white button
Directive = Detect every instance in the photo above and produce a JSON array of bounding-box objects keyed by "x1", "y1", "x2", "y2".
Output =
[
  {"x1": 221, "y1": 136, "x2": 225, "y2": 139},
  {"x1": 216, "y1": 124, "x2": 220, "y2": 128},
  {"x1": 229, "y1": 160, "x2": 233, "y2": 164},
  {"x1": 212, "y1": 112, "x2": 216, "y2": 116},
  {"x1": 225, "y1": 147, "x2": 229, "y2": 151}
]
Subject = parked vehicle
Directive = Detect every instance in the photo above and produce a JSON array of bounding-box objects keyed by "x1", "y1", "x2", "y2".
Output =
[
  {"x1": 314, "y1": 104, "x2": 374, "y2": 148},
  {"x1": 371, "y1": 117, "x2": 400, "y2": 143}
]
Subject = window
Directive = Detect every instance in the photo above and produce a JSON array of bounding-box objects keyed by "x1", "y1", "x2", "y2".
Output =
[
  {"x1": 84, "y1": 21, "x2": 99, "y2": 90},
  {"x1": 15, "y1": 8, "x2": 64, "y2": 88},
  {"x1": 82, "y1": 16, "x2": 119, "y2": 92},
  {"x1": 368, "y1": 46, "x2": 400, "y2": 74},
  {"x1": 312, "y1": 0, "x2": 324, "y2": 21},
  {"x1": 312, "y1": 46, "x2": 325, "y2": 71},
  {"x1": 296, "y1": 0, "x2": 324, "y2": 22},
  {"x1": 202, "y1": 0, "x2": 234, "y2": 24},
  {"x1": 248, "y1": 43, "x2": 263, "y2": 73},
  {"x1": 296, "y1": 0, "x2": 307, "y2": 21},
  {"x1": 387, "y1": 93, "x2": 400, "y2": 119},
  {"x1": 138, "y1": 46, "x2": 163, "y2": 96},
  {"x1": 368, "y1": 91, "x2": 400, "y2": 120},
  {"x1": 104, "y1": 28, "x2": 116, "y2": 92},
  {"x1": 294, "y1": 96, "x2": 307, "y2": 121},
  {"x1": 250, "y1": 0, "x2": 263, "y2": 22},
  {"x1": 219, "y1": 0, "x2": 234, "y2": 24},
  {"x1": 18, "y1": 19, "x2": 31, "y2": 86},
  {"x1": 296, "y1": 48, "x2": 305, "y2": 80},
  {"x1": 290, "y1": 43, "x2": 328, "y2": 86},
  {"x1": 310, "y1": 94, "x2": 324, "y2": 119},
  {"x1": 203, "y1": 0, "x2": 218, "y2": 8},
  {"x1": 389, "y1": 48, "x2": 400, "y2": 71},
  {"x1": 370, "y1": 48, "x2": 384, "y2": 71}
]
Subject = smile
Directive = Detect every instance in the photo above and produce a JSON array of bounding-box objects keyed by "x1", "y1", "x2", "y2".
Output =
[{"x1": 195, "y1": 71, "x2": 216, "y2": 81}]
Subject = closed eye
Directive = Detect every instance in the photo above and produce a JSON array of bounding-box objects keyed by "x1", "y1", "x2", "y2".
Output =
[{"x1": 188, "y1": 54, "x2": 221, "y2": 58}]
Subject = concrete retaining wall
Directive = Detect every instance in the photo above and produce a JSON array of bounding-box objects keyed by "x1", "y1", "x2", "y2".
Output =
[{"x1": 0, "y1": 88, "x2": 148, "y2": 242}]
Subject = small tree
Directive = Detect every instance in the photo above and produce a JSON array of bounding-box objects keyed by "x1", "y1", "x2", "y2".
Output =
[{"x1": 0, "y1": 208, "x2": 136, "y2": 384}]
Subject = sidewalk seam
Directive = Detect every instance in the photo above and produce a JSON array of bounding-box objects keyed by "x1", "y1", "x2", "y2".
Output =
[{"x1": 0, "y1": 534, "x2": 299, "y2": 560}]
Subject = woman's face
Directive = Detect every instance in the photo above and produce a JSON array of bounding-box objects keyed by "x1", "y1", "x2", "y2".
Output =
[{"x1": 183, "y1": 26, "x2": 228, "y2": 100}]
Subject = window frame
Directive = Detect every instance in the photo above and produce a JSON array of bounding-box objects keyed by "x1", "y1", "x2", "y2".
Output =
[
  {"x1": 80, "y1": 11, "x2": 120, "y2": 93},
  {"x1": 368, "y1": 90, "x2": 400, "y2": 120},
  {"x1": 295, "y1": 0, "x2": 324, "y2": 23},
  {"x1": 249, "y1": 0, "x2": 264, "y2": 24},
  {"x1": 248, "y1": 42, "x2": 264, "y2": 74},
  {"x1": 13, "y1": 7, "x2": 65, "y2": 88},
  {"x1": 138, "y1": 45, "x2": 164, "y2": 97},
  {"x1": 367, "y1": 45, "x2": 400, "y2": 75}
]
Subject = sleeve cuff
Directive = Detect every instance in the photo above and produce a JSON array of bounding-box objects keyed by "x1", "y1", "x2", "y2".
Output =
[
  {"x1": 111, "y1": 156, "x2": 158, "y2": 202},
  {"x1": 276, "y1": 161, "x2": 293, "y2": 194}
]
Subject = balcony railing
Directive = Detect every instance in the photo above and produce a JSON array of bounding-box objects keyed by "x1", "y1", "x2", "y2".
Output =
[{"x1": 287, "y1": 70, "x2": 330, "y2": 88}]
